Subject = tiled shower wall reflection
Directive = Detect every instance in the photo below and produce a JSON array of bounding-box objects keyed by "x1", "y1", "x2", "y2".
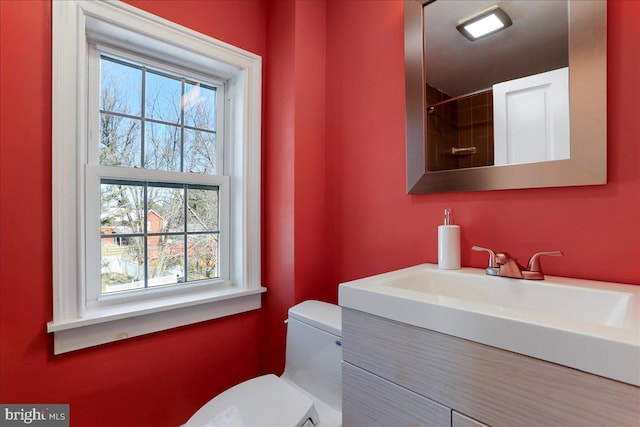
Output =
[{"x1": 425, "y1": 83, "x2": 494, "y2": 171}]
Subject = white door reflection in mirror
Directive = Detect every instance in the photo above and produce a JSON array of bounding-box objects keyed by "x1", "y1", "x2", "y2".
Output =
[{"x1": 493, "y1": 67, "x2": 570, "y2": 166}]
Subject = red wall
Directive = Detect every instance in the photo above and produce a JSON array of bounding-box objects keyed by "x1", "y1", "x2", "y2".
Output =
[
  {"x1": 292, "y1": 0, "x2": 328, "y2": 306},
  {"x1": 262, "y1": 0, "x2": 329, "y2": 375},
  {"x1": 325, "y1": 0, "x2": 640, "y2": 289},
  {"x1": 263, "y1": 0, "x2": 297, "y2": 375},
  {"x1": 1, "y1": 0, "x2": 638, "y2": 426},
  {"x1": 0, "y1": 1, "x2": 269, "y2": 426}
]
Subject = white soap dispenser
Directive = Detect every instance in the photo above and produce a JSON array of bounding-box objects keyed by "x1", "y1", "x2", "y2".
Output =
[{"x1": 438, "y1": 208, "x2": 461, "y2": 270}]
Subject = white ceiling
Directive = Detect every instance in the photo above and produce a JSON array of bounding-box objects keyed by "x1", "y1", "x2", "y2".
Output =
[{"x1": 423, "y1": 0, "x2": 568, "y2": 97}]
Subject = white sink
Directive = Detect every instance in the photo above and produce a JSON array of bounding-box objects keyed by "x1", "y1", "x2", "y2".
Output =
[{"x1": 339, "y1": 264, "x2": 640, "y2": 386}]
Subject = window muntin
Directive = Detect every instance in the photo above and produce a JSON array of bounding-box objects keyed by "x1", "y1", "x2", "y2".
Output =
[
  {"x1": 98, "y1": 54, "x2": 220, "y2": 174},
  {"x1": 100, "y1": 180, "x2": 220, "y2": 295},
  {"x1": 95, "y1": 51, "x2": 225, "y2": 298}
]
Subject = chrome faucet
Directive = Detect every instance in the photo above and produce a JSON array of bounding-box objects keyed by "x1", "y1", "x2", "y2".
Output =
[{"x1": 472, "y1": 246, "x2": 563, "y2": 280}]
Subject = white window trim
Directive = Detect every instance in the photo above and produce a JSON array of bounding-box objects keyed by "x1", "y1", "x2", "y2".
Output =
[
  {"x1": 84, "y1": 44, "x2": 233, "y2": 310},
  {"x1": 49, "y1": 0, "x2": 264, "y2": 354}
]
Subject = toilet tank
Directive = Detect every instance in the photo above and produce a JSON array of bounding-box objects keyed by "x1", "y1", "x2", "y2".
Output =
[{"x1": 281, "y1": 300, "x2": 342, "y2": 412}]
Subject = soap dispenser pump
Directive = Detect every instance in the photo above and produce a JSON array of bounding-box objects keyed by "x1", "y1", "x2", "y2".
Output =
[{"x1": 438, "y1": 208, "x2": 461, "y2": 270}]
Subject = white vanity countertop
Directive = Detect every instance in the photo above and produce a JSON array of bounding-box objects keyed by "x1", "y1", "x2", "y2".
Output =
[{"x1": 339, "y1": 264, "x2": 640, "y2": 386}]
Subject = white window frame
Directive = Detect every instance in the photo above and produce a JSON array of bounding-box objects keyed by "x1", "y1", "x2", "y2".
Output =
[
  {"x1": 49, "y1": 0, "x2": 264, "y2": 354},
  {"x1": 85, "y1": 46, "x2": 231, "y2": 308}
]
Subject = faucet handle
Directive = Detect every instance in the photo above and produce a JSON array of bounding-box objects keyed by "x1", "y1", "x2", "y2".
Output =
[
  {"x1": 527, "y1": 251, "x2": 564, "y2": 273},
  {"x1": 472, "y1": 246, "x2": 500, "y2": 275}
]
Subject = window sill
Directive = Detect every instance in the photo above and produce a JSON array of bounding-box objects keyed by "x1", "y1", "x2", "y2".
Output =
[{"x1": 47, "y1": 285, "x2": 266, "y2": 354}]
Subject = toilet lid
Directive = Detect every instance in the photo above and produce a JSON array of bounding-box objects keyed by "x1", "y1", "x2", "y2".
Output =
[{"x1": 184, "y1": 374, "x2": 319, "y2": 427}]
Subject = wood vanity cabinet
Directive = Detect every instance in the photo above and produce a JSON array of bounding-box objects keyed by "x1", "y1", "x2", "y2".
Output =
[
  {"x1": 451, "y1": 412, "x2": 489, "y2": 427},
  {"x1": 341, "y1": 308, "x2": 640, "y2": 427}
]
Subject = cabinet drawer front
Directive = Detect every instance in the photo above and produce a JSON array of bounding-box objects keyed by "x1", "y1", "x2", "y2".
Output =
[
  {"x1": 453, "y1": 411, "x2": 489, "y2": 427},
  {"x1": 343, "y1": 308, "x2": 640, "y2": 427},
  {"x1": 343, "y1": 362, "x2": 451, "y2": 427}
]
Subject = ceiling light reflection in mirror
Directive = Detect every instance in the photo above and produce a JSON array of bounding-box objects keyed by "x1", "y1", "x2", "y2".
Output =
[{"x1": 424, "y1": 0, "x2": 568, "y2": 172}]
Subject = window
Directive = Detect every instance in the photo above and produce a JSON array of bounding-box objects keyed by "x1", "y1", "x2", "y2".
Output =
[
  {"x1": 90, "y1": 51, "x2": 228, "y2": 304},
  {"x1": 99, "y1": 180, "x2": 221, "y2": 293},
  {"x1": 49, "y1": 0, "x2": 264, "y2": 353}
]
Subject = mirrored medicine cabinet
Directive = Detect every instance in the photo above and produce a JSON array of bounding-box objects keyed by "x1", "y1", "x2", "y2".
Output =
[{"x1": 404, "y1": 0, "x2": 607, "y2": 194}]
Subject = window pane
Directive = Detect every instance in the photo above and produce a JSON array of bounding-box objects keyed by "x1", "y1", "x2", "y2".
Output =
[
  {"x1": 187, "y1": 186, "x2": 219, "y2": 231},
  {"x1": 99, "y1": 114, "x2": 141, "y2": 167},
  {"x1": 96, "y1": 63, "x2": 224, "y2": 295},
  {"x1": 187, "y1": 234, "x2": 219, "y2": 281},
  {"x1": 184, "y1": 129, "x2": 217, "y2": 174},
  {"x1": 148, "y1": 234, "x2": 184, "y2": 286},
  {"x1": 145, "y1": 122, "x2": 181, "y2": 171},
  {"x1": 147, "y1": 184, "x2": 184, "y2": 233},
  {"x1": 184, "y1": 83, "x2": 216, "y2": 130},
  {"x1": 145, "y1": 71, "x2": 181, "y2": 123},
  {"x1": 100, "y1": 181, "x2": 145, "y2": 234},
  {"x1": 100, "y1": 57, "x2": 142, "y2": 116},
  {"x1": 101, "y1": 236, "x2": 145, "y2": 293}
]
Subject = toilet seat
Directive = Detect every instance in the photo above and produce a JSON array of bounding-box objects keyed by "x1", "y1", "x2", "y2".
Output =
[{"x1": 184, "y1": 374, "x2": 319, "y2": 427}]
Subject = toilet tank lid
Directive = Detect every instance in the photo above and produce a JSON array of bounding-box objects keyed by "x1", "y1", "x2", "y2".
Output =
[{"x1": 288, "y1": 300, "x2": 342, "y2": 336}]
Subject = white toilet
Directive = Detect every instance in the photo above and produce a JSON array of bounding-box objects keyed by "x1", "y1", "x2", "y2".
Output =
[{"x1": 184, "y1": 300, "x2": 342, "y2": 427}]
